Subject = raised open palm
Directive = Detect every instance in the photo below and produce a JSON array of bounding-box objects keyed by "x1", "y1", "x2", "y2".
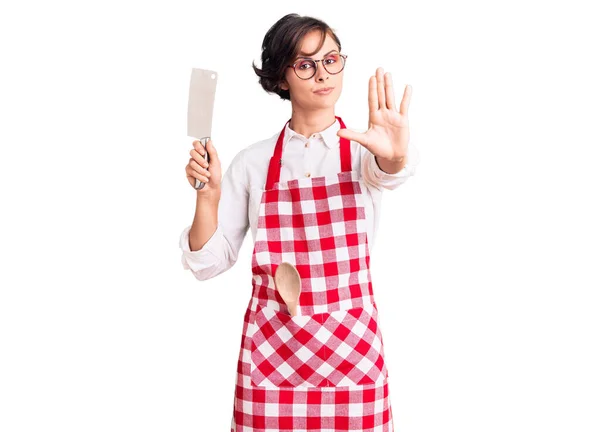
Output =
[{"x1": 337, "y1": 67, "x2": 411, "y2": 163}]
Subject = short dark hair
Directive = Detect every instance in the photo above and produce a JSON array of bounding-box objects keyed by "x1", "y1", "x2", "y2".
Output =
[{"x1": 252, "y1": 13, "x2": 342, "y2": 101}]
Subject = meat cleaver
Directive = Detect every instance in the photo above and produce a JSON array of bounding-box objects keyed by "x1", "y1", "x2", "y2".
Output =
[{"x1": 187, "y1": 68, "x2": 218, "y2": 190}]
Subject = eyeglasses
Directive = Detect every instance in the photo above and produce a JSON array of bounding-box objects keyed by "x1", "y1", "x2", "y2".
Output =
[{"x1": 287, "y1": 51, "x2": 348, "y2": 80}]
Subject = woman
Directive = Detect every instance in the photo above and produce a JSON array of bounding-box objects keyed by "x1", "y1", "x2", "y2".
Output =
[{"x1": 181, "y1": 13, "x2": 419, "y2": 432}]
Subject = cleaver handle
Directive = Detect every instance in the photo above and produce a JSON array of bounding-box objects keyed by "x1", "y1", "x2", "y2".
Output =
[{"x1": 194, "y1": 137, "x2": 211, "y2": 190}]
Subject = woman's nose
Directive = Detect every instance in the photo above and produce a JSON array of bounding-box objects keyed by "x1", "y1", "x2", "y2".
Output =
[{"x1": 314, "y1": 65, "x2": 328, "y2": 82}]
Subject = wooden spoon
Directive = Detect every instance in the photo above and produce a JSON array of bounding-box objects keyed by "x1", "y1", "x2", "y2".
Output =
[{"x1": 274, "y1": 262, "x2": 302, "y2": 316}]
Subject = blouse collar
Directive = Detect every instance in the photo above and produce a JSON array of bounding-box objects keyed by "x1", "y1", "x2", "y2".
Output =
[{"x1": 284, "y1": 118, "x2": 341, "y2": 149}]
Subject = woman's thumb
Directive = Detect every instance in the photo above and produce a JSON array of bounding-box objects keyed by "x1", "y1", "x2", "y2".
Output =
[
  {"x1": 206, "y1": 138, "x2": 218, "y2": 159},
  {"x1": 337, "y1": 129, "x2": 370, "y2": 150}
]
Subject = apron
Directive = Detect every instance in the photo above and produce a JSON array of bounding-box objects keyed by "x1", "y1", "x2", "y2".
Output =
[{"x1": 231, "y1": 116, "x2": 394, "y2": 431}]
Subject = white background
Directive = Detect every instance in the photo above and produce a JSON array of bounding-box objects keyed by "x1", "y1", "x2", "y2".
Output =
[{"x1": 1, "y1": 0, "x2": 599, "y2": 431}]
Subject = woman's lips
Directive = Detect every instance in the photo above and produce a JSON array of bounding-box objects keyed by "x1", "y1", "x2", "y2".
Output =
[{"x1": 314, "y1": 87, "x2": 334, "y2": 95}]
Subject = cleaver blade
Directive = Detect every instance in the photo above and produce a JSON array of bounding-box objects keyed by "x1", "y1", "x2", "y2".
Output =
[{"x1": 187, "y1": 68, "x2": 218, "y2": 190}]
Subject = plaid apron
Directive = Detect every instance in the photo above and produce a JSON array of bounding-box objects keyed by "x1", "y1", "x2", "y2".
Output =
[{"x1": 231, "y1": 116, "x2": 394, "y2": 431}]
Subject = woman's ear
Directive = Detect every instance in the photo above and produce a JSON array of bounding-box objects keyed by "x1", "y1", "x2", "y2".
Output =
[{"x1": 279, "y1": 79, "x2": 289, "y2": 91}]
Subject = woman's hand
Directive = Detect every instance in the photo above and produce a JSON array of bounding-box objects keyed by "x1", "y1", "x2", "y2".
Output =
[
  {"x1": 186, "y1": 139, "x2": 222, "y2": 198},
  {"x1": 337, "y1": 67, "x2": 411, "y2": 163}
]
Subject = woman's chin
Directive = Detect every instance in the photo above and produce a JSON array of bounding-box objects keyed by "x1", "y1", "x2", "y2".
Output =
[{"x1": 312, "y1": 94, "x2": 339, "y2": 107}]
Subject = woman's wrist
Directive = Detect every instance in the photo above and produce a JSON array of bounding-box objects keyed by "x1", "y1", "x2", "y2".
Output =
[{"x1": 196, "y1": 187, "x2": 221, "y2": 203}]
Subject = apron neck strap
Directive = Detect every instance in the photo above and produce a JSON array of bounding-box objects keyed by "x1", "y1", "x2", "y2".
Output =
[{"x1": 265, "y1": 116, "x2": 351, "y2": 190}]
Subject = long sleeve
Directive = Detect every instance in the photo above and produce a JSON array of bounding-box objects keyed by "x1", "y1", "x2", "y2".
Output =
[
  {"x1": 361, "y1": 140, "x2": 420, "y2": 190},
  {"x1": 179, "y1": 147, "x2": 250, "y2": 281}
]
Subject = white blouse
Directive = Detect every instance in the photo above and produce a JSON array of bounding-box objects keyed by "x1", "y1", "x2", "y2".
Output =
[{"x1": 180, "y1": 119, "x2": 420, "y2": 281}]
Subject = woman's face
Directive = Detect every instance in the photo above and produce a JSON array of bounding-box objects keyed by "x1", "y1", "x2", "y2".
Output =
[{"x1": 280, "y1": 31, "x2": 344, "y2": 109}]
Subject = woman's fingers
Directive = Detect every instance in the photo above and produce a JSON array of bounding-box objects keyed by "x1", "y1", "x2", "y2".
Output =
[
  {"x1": 187, "y1": 140, "x2": 209, "y2": 186},
  {"x1": 189, "y1": 147, "x2": 206, "y2": 164},
  {"x1": 368, "y1": 75, "x2": 378, "y2": 113},
  {"x1": 376, "y1": 67, "x2": 386, "y2": 110},
  {"x1": 384, "y1": 72, "x2": 396, "y2": 110},
  {"x1": 190, "y1": 158, "x2": 211, "y2": 177},
  {"x1": 193, "y1": 140, "x2": 206, "y2": 156},
  {"x1": 187, "y1": 138, "x2": 222, "y2": 190},
  {"x1": 189, "y1": 150, "x2": 209, "y2": 168},
  {"x1": 399, "y1": 84, "x2": 412, "y2": 115},
  {"x1": 189, "y1": 139, "x2": 218, "y2": 165},
  {"x1": 186, "y1": 160, "x2": 210, "y2": 183}
]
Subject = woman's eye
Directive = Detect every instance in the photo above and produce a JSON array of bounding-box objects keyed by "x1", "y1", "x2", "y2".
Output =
[{"x1": 325, "y1": 55, "x2": 339, "y2": 65}]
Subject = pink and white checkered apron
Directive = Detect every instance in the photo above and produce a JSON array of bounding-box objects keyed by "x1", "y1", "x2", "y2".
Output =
[{"x1": 231, "y1": 116, "x2": 394, "y2": 431}]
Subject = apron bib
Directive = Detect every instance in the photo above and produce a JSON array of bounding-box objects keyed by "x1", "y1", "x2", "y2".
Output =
[{"x1": 231, "y1": 116, "x2": 394, "y2": 431}]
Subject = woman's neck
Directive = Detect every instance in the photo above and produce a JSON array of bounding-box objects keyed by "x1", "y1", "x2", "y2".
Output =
[{"x1": 289, "y1": 110, "x2": 337, "y2": 139}]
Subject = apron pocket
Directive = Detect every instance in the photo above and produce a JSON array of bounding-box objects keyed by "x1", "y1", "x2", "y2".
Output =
[{"x1": 249, "y1": 302, "x2": 387, "y2": 388}]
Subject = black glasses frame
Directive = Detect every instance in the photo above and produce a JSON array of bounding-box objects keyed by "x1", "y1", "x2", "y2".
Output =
[{"x1": 287, "y1": 53, "x2": 348, "y2": 80}]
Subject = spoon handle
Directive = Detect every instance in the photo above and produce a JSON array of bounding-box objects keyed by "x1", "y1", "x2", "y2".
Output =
[{"x1": 288, "y1": 303, "x2": 300, "y2": 317}]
